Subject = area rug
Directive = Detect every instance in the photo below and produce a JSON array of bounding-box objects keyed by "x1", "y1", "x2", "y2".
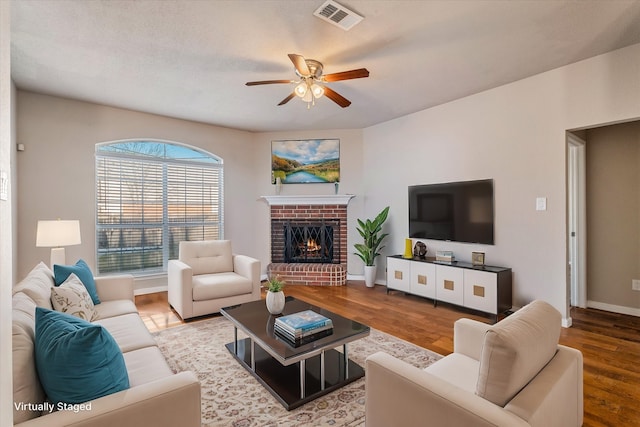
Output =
[{"x1": 153, "y1": 315, "x2": 442, "y2": 427}]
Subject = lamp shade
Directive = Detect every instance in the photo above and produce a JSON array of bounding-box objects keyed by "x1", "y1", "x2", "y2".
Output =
[{"x1": 36, "y1": 220, "x2": 81, "y2": 247}]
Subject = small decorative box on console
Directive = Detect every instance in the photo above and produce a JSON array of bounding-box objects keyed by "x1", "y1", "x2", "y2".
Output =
[{"x1": 435, "y1": 251, "x2": 455, "y2": 263}]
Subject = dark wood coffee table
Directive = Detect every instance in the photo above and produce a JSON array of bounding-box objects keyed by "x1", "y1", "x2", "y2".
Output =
[{"x1": 220, "y1": 296, "x2": 370, "y2": 410}]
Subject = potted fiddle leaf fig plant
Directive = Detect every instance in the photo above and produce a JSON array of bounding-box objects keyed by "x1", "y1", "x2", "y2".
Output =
[
  {"x1": 265, "y1": 275, "x2": 285, "y2": 314},
  {"x1": 354, "y1": 206, "x2": 390, "y2": 288}
]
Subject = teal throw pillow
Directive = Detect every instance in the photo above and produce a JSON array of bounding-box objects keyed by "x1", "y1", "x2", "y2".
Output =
[
  {"x1": 54, "y1": 259, "x2": 100, "y2": 304},
  {"x1": 34, "y1": 307, "x2": 129, "y2": 405}
]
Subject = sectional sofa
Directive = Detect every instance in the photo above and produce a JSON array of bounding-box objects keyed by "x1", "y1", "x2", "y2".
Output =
[{"x1": 12, "y1": 262, "x2": 201, "y2": 426}]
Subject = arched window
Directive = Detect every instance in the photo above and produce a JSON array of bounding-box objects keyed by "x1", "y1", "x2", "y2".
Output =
[{"x1": 95, "y1": 140, "x2": 223, "y2": 275}]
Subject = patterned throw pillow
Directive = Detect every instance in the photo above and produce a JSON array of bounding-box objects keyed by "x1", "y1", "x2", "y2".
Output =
[
  {"x1": 54, "y1": 259, "x2": 101, "y2": 305},
  {"x1": 50, "y1": 274, "x2": 99, "y2": 322}
]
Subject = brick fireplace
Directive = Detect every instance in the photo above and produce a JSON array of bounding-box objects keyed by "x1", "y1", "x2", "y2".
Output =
[{"x1": 263, "y1": 195, "x2": 354, "y2": 286}]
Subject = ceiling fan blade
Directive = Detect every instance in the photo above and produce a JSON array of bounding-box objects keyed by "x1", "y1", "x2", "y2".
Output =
[
  {"x1": 323, "y1": 86, "x2": 351, "y2": 108},
  {"x1": 288, "y1": 53, "x2": 310, "y2": 76},
  {"x1": 322, "y1": 68, "x2": 369, "y2": 82},
  {"x1": 278, "y1": 92, "x2": 296, "y2": 106},
  {"x1": 246, "y1": 79, "x2": 293, "y2": 86}
]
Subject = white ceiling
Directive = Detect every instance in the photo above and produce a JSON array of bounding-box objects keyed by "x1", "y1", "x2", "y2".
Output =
[{"x1": 10, "y1": 0, "x2": 640, "y2": 132}]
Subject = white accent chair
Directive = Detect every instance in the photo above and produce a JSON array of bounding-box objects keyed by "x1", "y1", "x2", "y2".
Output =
[
  {"x1": 365, "y1": 300, "x2": 584, "y2": 427},
  {"x1": 168, "y1": 240, "x2": 261, "y2": 320}
]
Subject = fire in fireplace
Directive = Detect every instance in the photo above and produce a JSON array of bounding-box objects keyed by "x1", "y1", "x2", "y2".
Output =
[{"x1": 284, "y1": 223, "x2": 335, "y2": 263}]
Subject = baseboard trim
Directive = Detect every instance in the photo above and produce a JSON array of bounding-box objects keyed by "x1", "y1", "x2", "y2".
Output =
[
  {"x1": 587, "y1": 300, "x2": 640, "y2": 317},
  {"x1": 347, "y1": 274, "x2": 387, "y2": 286},
  {"x1": 134, "y1": 285, "x2": 167, "y2": 296}
]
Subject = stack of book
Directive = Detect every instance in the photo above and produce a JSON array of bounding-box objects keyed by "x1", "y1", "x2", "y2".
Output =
[
  {"x1": 435, "y1": 250, "x2": 455, "y2": 263},
  {"x1": 274, "y1": 310, "x2": 333, "y2": 346}
]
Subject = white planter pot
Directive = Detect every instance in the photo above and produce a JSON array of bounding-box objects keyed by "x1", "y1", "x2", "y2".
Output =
[
  {"x1": 266, "y1": 291, "x2": 285, "y2": 314},
  {"x1": 364, "y1": 265, "x2": 377, "y2": 288}
]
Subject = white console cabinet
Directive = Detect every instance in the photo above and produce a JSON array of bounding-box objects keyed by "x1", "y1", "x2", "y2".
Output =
[
  {"x1": 386, "y1": 255, "x2": 512, "y2": 321},
  {"x1": 387, "y1": 257, "x2": 437, "y2": 299},
  {"x1": 434, "y1": 264, "x2": 464, "y2": 306},
  {"x1": 386, "y1": 257, "x2": 411, "y2": 292},
  {"x1": 410, "y1": 260, "x2": 436, "y2": 299}
]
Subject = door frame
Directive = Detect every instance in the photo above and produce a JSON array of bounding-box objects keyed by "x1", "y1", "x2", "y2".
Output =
[{"x1": 567, "y1": 133, "x2": 587, "y2": 308}]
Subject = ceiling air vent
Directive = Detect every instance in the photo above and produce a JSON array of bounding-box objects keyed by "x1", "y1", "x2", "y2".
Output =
[{"x1": 313, "y1": 0, "x2": 364, "y2": 31}]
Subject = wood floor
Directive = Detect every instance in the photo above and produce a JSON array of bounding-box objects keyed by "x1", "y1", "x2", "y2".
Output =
[{"x1": 135, "y1": 282, "x2": 640, "y2": 427}]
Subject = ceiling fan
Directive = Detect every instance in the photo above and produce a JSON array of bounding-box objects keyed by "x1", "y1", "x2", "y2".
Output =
[{"x1": 246, "y1": 53, "x2": 369, "y2": 108}]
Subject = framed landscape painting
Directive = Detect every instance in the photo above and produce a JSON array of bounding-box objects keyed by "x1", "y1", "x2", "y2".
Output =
[{"x1": 271, "y1": 139, "x2": 340, "y2": 184}]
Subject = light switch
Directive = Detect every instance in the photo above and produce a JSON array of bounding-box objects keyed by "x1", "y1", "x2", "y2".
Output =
[
  {"x1": 0, "y1": 170, "x2": 8, "y2": 201},
  {"x1": 536, "y1": 197, "x2": 547, "y2": 211}
]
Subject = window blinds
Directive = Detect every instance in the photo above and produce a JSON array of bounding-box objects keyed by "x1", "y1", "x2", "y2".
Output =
[{"x1": 96, "y1": 152, "x2": 223, "y2": 274}]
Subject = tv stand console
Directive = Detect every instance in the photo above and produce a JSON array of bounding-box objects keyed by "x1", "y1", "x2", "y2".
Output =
[{"x1": 386, "y1": 255, "x2": 512, "y2": 322}]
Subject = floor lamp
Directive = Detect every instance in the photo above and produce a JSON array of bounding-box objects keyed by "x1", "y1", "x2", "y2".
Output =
[{"x1": 36, "y1": 220, "x2": 82, "y2": 268}]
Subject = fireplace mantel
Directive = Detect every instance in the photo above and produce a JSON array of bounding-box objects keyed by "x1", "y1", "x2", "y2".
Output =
[{"x1": 261, "y1": 194, "x2": 355, "y2": 206}]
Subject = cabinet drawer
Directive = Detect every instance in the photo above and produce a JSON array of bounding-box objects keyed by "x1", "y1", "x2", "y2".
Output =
[
  {"x1": 435, "y1": 265, "x2": 464, "y2": 305},
  {"x1": 463, "y1": 270, "x2": 497, "y2": 313},
  {"x1": 410, "y1": 262, "x2": 436, "y2": 299},
  {"x1": 387, "y1": 257, "x2": 410, "y2": 292}
]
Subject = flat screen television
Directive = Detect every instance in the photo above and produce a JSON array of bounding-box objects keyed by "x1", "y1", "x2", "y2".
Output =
[{"x1": 408, "y1": 179, "x2": 494, "y2": 245}]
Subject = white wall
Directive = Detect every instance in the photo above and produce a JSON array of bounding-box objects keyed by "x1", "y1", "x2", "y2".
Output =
[
  {"x1": 1, "y1": 0, "x2": 15, "y2": 423},
  {"x1": 363, "y1": 43, "x2": 640, "y2": 322},
  {"x1": 15, "y1": 92, "x2": 257, "y2": 289}
]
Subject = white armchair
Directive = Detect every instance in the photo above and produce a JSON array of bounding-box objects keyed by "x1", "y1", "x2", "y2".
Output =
[
  {"x1": 365, "y1": 300, "x2": 583, "y2": 427},
  {"x1": 168, "y1": 240, "x2": 261, "y2": 320}
]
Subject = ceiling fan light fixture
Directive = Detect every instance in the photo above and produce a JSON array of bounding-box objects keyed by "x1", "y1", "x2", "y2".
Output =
[
  {"x1": 302, "y1": 90, "x2": 313, "y2": 103},
  {"x1": 295, "y1": 82, "x2": 308, "y2": 98},
  {"x1": 311, "y1": 83, "x2": 325, "y2": 98},
  {"x1": 245, "y1": 53, "x2": 369, "y2": 108}
]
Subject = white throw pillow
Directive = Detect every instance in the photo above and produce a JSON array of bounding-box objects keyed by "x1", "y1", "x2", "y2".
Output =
[
  {"x1": 50, "y1": 274, "x2": 99, "y2": 322},
  {"x1": 476, "y1": 300, "x2": 561, "y2": 406}
]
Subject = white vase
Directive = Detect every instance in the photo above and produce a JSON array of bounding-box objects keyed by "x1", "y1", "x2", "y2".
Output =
[
  {"x1": 275, "y1": 177, "x2": 282, "y2": 195},
  {"x1": 266, "y1": 291, "x2": 285, "y2": 314},
  {"x1": 364, "y1": 265, "x2": 377, "y2": 288}
]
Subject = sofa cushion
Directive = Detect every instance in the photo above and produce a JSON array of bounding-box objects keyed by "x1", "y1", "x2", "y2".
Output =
[
  {"x1": 123, "y1": 346, "x2": 174, "y2": 387},
  {"x1": 50, "y1": 273, "x2": 98, "y2": 321},
  {"x1": 34, "y1": 307, "x2": 130, "y2": 405},
  {"x1": 424, "y1": 353, "x2": 479, "y2": 394},
  {"x1": 54, "y1": 259, "x2": 101, "y2": 305},
  {"x1": 476, "y1": 300, "x2": 561, "y2": 407},
  {"x1": 13, "y1": 290, "x2": 37, "y2": 319},
  {"x1": 12, "y1": 293, "x2": 44, "y2": 423},
  {"x1": 93, "y1": 312, "x2": 158, "y2": 353},
  {"x1": 94, "y1": 299, "x2": 139, "y2": 320},
  {"x1": 192, "y1": 272, "x2": 253, "y2": 301},
  {"x1": 180, "y1": 239, "x2": 233, "y2": 275},
  {"x1": 13, "y1": 262, "x2": 54, "y2": 310}
]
